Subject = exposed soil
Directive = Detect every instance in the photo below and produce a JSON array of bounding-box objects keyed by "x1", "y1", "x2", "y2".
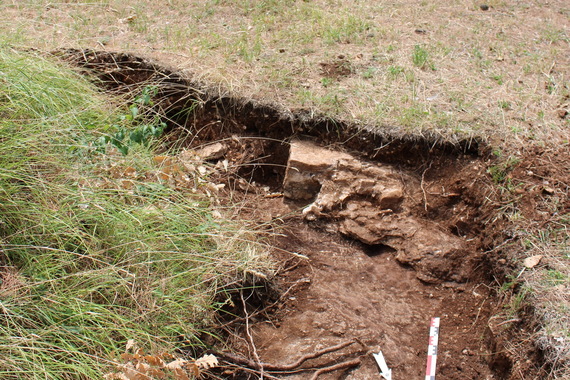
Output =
[
  {"x1": 254, "y1": 221, "x2": 496, "y2": 379},
  {"x1": 212, "y1": 150, "x2": 501, "y2": 380},
  {"x1": 58, "y1": 50, "x2": 569, "y2": 379}
]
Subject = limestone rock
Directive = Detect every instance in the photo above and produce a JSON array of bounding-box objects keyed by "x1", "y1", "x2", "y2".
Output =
[
  {"x1": 195, "y1": 142, "x2": 227, "y2": 160},
  {"x1": 283, "y1": 140, "x2": 352, "y2": 200},
  {"x1": 282, "y1": 139, "x2": 472, "y2": 283},
  {"x1": 283, "y1": 140, "x2": 404, "y2": 205}
]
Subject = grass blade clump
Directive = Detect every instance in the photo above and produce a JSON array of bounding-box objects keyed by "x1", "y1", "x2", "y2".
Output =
[{"x1": 0, "y1": 47, "x2": 269, "y2": 378}]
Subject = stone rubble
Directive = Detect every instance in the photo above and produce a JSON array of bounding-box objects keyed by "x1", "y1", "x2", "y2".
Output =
[{"x1": 283, "y1": 140, "x2": 473, "y2": 283}]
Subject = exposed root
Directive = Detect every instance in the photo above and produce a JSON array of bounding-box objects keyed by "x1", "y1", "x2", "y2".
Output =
[
  {"x1": 308, "y1": 357, "x2": 362, "y2": 380},
  {"x1": 241, "y1": 292, "x2": 264, "y2": 378},
  {"x1": 495, "y1": 318, "x2": 522, "y2": 328},
  {"x1": 420, "y1": 161, "x2": 433, "y2": 212},
  {"x1": 211, "y1": 339, "x2": 360, "y2": 378},
  {"x1": 214, "y1": 339, "x2": 356, "y2": 371}
]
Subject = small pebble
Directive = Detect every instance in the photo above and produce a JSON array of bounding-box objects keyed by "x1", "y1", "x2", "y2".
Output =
[{"x1": 480, "y1": 4, "x2": 489, "y2": 11}]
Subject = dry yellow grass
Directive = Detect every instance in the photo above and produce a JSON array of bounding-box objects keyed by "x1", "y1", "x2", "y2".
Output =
[{"x1": 2, "y1": 0, "x2": 568, "y2": 145}]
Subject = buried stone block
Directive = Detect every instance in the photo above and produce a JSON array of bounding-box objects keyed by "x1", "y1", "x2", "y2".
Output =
[
  {"x1": 282, "y1": 139, "x2": 474, "y2": 283},
  {"x1": 339, "y1": 215, "x2": 473, "y2": 283},
  {"x1": 283, "y1": 140, "x2": 353, "y2": 200},
  {"x1": 283, "y1": 140, "x2": 404, "y2": 206}
]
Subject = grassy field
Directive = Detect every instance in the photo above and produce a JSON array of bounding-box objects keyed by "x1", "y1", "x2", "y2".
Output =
[
  {"x1": 0, "y1": 0, "x2": 569, "y2": 378},
  {"x1": 1, "y1": 0, "x2": 568, "y2": 144},
  {"x1": 0, "y1": 47, "x2": 270, "y2": 378}
]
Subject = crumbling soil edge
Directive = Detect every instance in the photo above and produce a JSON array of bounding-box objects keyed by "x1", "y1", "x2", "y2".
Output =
[
  {"x1": 56, "y1": 48, "x2": 560, "y2": 379},
  {"x1": 55, "y1": 49, "x2": 484, "y2": 165}
]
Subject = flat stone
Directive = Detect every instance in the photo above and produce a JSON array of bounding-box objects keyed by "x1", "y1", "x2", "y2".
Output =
[
  {"x1": 288, "y1": 140, "x2": 353, "y2": 171},
  {"x1": 195, "y1": 142, "x2": 227, "y2": 160},
  {"x1": 283, "y1": 140, "x2": 353, "y2": 199}
]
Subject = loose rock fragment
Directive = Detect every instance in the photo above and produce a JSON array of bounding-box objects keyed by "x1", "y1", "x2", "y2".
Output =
[
  {"x1": 523, "y1": 255, "x2": 543, "y2": 269},
  {"x1": 195, "y1": 142, "x2": 227, "y2": 160}
]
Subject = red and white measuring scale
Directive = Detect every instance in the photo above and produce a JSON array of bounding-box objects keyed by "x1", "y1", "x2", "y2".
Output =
[{"x1": 425, "y1": 317, "x2": 440, "y2": 380}]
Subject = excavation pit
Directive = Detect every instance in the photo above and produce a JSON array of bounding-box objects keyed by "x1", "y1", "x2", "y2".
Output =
[
  {"x1": 206, "y1": 139, "x2": 498, "y2": 379},
  {"x1": 63, "y1": 50, "x2": 555, "y2": 379}
]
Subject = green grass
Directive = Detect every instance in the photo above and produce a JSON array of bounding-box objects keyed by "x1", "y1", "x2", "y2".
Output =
[
  {"x1": 0, "y1": 47, "x2": 269, "y2": 378},
  {"x1": 411, "y1": 45, "x2": 429, "y2": 69}
]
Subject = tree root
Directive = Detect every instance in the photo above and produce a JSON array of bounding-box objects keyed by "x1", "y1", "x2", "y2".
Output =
[
  {"x1": 308, "y1": 357, "x2": 362, "y2": 380},
  {"x1": 211, "y1": 339, "x2": 361, "y2": 378}
]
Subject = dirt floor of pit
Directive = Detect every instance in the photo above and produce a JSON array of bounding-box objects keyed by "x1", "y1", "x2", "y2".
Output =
[
  {"x1": 219, "y1": 195, "x2": 499, "y2": 380},
  {"x1": 168, "y1": 129, "x2": 512, "y2": 379}
]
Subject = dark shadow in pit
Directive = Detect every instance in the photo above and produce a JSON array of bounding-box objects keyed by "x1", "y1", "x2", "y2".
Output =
[{"x1": 362, "y1": 243, "x2": 398, "y2": 257}]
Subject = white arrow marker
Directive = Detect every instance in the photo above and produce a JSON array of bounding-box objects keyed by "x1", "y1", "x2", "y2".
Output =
[{"x1": 373, "y1": 350, "x2": 392, "y2": 380}]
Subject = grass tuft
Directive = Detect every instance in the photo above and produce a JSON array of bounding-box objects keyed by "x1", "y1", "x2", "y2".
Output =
[
  {"x1": 0, "y1": 47, "x2": 270, "y2": 378},
  {"x1": 521, "y1": 220, "x2": 570, "y2": 372}
]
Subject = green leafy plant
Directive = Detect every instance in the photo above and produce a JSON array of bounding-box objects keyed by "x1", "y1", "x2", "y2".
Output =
[{"x1": 97, "y1": 86, "x2": 166, "y2": 155}]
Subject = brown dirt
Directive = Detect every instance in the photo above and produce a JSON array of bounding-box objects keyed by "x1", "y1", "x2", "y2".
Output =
[
  {"x1": 259, "y1": 223, "x2": 496, "y2": 379},
  {"x1": 59, "y1": 50, "x2": 570, "y2": 379},
  {"x1": 319, "y1": 57, "x2": 353, "y2": 80},
  {"x1": 210, "y1": 143, "x2": 561, "y2": 379}
]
